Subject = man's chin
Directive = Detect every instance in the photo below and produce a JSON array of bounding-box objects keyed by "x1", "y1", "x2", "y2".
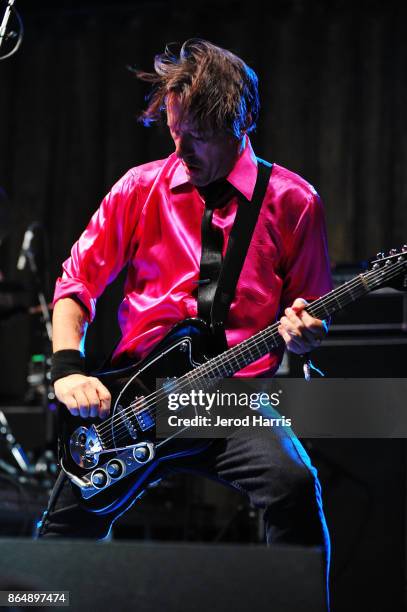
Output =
[{"x1": 186, "y1": 168, "x2": 207, "y2": 186}]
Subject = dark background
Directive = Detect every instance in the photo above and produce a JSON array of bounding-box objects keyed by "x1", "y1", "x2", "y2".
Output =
[
  {"x1": 1, "y1": 0, "x2": 407, "y2": 386},
  {"x1": 0, "y1": 1, "x2": 406, "y2": 611}
]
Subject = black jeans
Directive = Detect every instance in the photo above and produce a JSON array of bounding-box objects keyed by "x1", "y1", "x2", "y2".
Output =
[{"x1": 36, "y1": 426, "x2": 330, "y2": 605}]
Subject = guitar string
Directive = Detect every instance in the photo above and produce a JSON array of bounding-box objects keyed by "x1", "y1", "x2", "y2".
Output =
[
  {"x1": 95, "y1": 259, "x2": 407, "y2": 446},
  {"x1": 96, "y1": 271, "x2": 371, "y2": 440},
  {"x1": 96, "y1": 262, "x2": 403, "y2": 450},
  {"x1": 98, "y1": 264, "x2": 406, "y2": 450},
  {"x1": 96, "y1": 260, "x2": 406, "y2": 448},
  {"x1": 96, "y1": 259, "x2": 407, "y2": 446},
  {"x1": 106, "y1": 259, "x2": 405, "y2": 423}
]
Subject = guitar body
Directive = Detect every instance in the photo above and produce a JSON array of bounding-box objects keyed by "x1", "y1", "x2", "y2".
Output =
[{"x1": 58, "y1": 318, "x2": 215, "y2": 515}]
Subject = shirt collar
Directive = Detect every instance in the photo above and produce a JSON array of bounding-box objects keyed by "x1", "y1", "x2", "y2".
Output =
[{"x1": 169, "y1": 135, "x2": 258, "y2": 202}]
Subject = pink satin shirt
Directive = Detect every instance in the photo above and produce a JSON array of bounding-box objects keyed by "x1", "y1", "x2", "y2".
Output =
[{"x1": 54, "y1": 137, "x2": 332, "y2": 376}]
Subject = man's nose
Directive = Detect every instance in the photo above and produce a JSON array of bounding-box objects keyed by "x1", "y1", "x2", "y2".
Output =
[{"x1": 174, "y1": 135, "x2": 191, "y2": 159}]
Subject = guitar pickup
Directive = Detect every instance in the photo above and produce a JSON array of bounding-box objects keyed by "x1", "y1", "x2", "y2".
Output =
[{"x1": 135, "y1": 409, "x2": 154, "y2": 432}]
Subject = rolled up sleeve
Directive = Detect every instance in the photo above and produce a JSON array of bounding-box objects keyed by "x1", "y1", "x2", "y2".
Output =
[{"x1": 53, "y1": 168, "x2": 141, "y2": 322}]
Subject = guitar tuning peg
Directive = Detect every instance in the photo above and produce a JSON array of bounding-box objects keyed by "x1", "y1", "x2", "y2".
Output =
[
  {"x1": 376, "y1": 252, "x2": 385, "y2": 258},
  {"x1": 389, "y1": 248, "x2": 398, "y2": 255},
  {"x1": 403, "y1": 245, "x2": 407, "y2": 253}
]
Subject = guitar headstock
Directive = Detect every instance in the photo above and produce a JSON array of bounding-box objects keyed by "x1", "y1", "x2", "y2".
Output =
[{"x1": 368, "y1": 245, "x2": 407, "y2": 291}]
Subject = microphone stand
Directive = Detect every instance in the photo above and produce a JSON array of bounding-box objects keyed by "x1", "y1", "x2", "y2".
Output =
[
  {"x1": 23, "y1": 246, "x2": 57, "y2": 450},
  {"x1": 18, "y1": 235, "x2": 58, "y2": 488},
  {"x1": 0, "y1": 409, "x2": 30, "y2": 473},
  {"x1": 24, "y1": 247, "x2": 52, "y2": 344}
]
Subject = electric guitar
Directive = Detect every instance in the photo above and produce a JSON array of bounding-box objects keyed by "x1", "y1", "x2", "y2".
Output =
[{"x1": 58, "y1": 248, "x2": 407, "y2": 514}]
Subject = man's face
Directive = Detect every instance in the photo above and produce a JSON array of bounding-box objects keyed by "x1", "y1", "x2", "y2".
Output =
[{"x1": 166, "y1": 94, "x2": 240, "y2": 187}]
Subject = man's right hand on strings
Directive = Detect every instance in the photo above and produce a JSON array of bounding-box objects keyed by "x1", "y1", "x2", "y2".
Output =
[{"x1": 53, "y1": 374, "x2": 111, "y2": 419}]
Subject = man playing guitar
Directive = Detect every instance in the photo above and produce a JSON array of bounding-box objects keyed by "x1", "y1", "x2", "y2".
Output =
[{"x1": 38, "y1": 37, "x2": 331, "y2": 606}]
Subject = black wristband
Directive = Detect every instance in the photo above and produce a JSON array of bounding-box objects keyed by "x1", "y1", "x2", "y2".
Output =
[{"x1": 50, "y1": 349, "x2": 87, "y2": 385}]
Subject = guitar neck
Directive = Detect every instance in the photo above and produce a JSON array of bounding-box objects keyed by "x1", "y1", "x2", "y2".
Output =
[
  {"x1": 184, "y1": 257, "x2": 405, "y2": 383},
  {"x1": 201, "y1": 275, "x2": 369, "y2": 378}
]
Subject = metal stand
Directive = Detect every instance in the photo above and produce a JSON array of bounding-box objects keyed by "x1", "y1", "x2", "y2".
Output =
[
  {"x1": 0, "y1": 409, "x2": 31, "y2": 473},
  {"x1": 23, "y1": 245, "x2": 58, "y2": 467}
]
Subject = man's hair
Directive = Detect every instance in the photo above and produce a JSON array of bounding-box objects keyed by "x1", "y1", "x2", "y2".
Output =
[{"x1": 135, "y1": 39, "x2": 259, "y2": 139}]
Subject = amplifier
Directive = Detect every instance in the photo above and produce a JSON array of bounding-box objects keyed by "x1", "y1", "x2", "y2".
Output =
[
  {"x1": 0, "y1": 539, "x2": 327, "y2": 612},
  {"x1": 330, "y1": 266, "x2": 407, "y2": 334}
]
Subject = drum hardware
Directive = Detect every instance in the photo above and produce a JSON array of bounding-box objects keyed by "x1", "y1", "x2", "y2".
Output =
[{"x1": 0, "y1": 215, "x2": 57, "y2": 488}]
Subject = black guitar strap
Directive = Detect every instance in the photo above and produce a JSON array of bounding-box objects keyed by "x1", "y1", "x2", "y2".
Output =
[
  {"x1": 104, "y1": 158, "x2": 272, "y2": 369},
  {"x1": 197, "y1": 158, "x2": 273, "y2": 353},
  {"x1": 197, "y1": 179, "x2": 236, "y2": 326}
]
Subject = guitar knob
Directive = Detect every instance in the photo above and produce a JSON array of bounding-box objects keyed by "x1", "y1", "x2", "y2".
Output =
[
  {"x1": 107, "y1": 459, "x2": 124, "y2": 479},
  {"x1": 133, "y1": 445, "x2": 148, "y2": 461},
  {"x1": 376, "y1": 252, "x2": 384, "y2": 258},
  {"x1": 133, "y1": 444, "x2": 154, "y2": 463},
  {"x1": 91, "y1": 469, "x2": 108, "y2": 489},
  {"x1": 403, "y1": 245, "x2": 407, "y2": 252},
  {"x1": 389, "y1": 248, "x2": 397, "y2": 255}
]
